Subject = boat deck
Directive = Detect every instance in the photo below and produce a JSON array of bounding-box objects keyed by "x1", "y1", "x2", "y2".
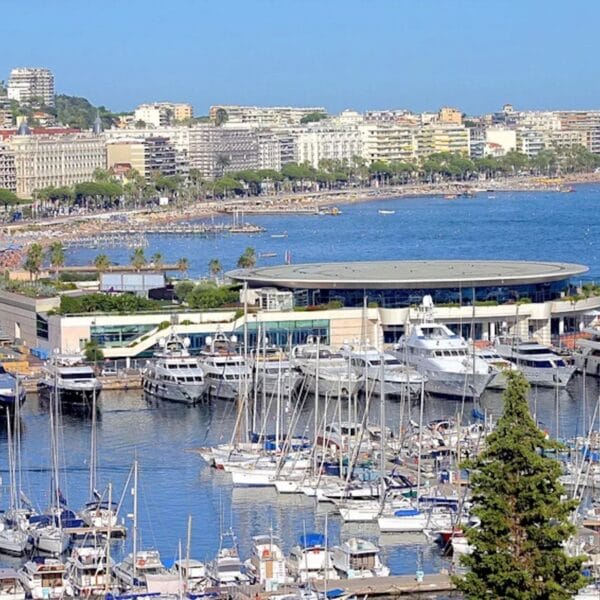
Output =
[{"x1": 63, "y1": 524, "x2": 127, "y2": 538}]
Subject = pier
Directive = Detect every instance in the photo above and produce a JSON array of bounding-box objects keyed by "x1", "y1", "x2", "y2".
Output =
[{"x1": 235, "y1": 573, "x2": 455, "y2": 599}]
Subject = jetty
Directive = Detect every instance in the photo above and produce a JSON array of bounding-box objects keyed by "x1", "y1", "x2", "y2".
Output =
[{"x1": 234, "y1": 573, "x2": 455, "y2": 599}]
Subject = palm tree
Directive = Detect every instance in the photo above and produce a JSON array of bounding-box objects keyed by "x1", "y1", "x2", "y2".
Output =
[
  {"x1": 94, "y1": 253, "x2": 111, "y2": 274},
  {"x1": 208, "y1": 258, "x2": 222, "y2": 281},
  {"x1": 216, "y1": 154, "x2": 231, "y2": 178},
  {"x1": 23, "y1": 243, "x2": 43, "y2": 281},
  {"x1": 130, "y1": 247, "x2": 146, "y2": 271},
  {"x1": 151, "y1": 252, "x2": 164, "y2": 271},
  {"x1": 48, "y1": 241, "x2": 65, "y2": 279},
  {"x1": 177, "y1": 257, "x2": 189, "y2": 277},
  {"x1": 236, "y1": 247, "x2": 257, "y2": 269}
]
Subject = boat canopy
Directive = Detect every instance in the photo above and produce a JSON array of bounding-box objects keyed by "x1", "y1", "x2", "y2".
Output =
[
  {"x1": 393, "y1": 508, "x2": 421, "y2": 517},
  {"x1": 299, "y1": 533, "x2": 325, "y2": 548}
]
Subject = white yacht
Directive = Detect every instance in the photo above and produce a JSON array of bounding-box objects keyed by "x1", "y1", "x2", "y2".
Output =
[
  {"x1": 291, "y1": 337, "x2": 362, "y2": 397},
  {"x1": 0, "y1": 568, "x2": 26, "y2": 600},
  {"x1": 341, "y1": 344, "x2": 425, "y2": 399},
  {"x1": 18, "y1": 558, "x2": 72, "y2": 600},
  {"x1": 172, "y1": 559, "x2": 207, "y2": 594},
  {"x1": 0, "y1": 519, "x2": 29, "y2": 557},
  {"x1": 494, "y1": 336, "x2": 576, "y2": 387},
  {"x1": 287, "y1": 533, "x2": 338, "y2": 583},
  {"x1": 199, "y1": 332, "x2": 251, "y2": 401},
  {"x1": 393, "y1": 298, "x2": 493, "y2": 399},
  {"x1": 113, "y1": 549, "x2": 168, "y2": 589},
  {"x1": 331, "y1": 538, "x2": 390, "y2": 579},
  {"x1": 143, "y1": 333, "x2": 206, "y2": 405},
  {"x1": 79, "y1": 500, "x2": 118, "y2": 529},
  {"x1": 475, "y1": 346, "x2": 518, "y2": 390},
  {"x1": 574, "y1": 327, "x2": 600, "y2": 376},
  {"x1": 251, "y1": 346, "x2": 301, "y2": 398},
  {"x1": 38, "y1": 353, "x2": 101, "y2": 407},
  {"x1": 245, "y1": 534, "x2": 291, "y2": 586},
  {"x1": 206, "y1": 530, "x2": 253, "y2": 587},
  {"x1": 65, "y1": 545, "x2": 113, "y2": 597}
]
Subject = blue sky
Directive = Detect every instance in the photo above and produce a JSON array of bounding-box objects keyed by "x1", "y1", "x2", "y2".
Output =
[{"x1": 1, "y1": 0, "x2": 598, "y2": 115}]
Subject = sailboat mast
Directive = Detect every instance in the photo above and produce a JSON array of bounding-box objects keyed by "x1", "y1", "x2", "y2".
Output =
[
  {"x1": 89, "y1": 387, "x2": 97, "y2": 500},
  {"x1": 132, "y1": 459, "x2": 139, "y2": 583},
  {"x1": 186, "y1": 514, "x2": 192, "y2": 582},
  {"x1": 416, "y1": 379, "x2": 425, "y2": 497}
]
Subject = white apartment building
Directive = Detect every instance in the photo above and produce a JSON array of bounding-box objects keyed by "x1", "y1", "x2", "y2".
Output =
[
  {"x1": 415, "y1": 124, "x2": 470, "y2": 158},
  {"x1": 516, "y1": 128, "x2": 546, "y2": 157},
  {"x1": 134, "y1": 103, "x2": 194, "y2": 128},
  {"x1": 7, "y1": 67, "x2": 55, "y2": 107},
  {"x1": 9, "y1": 132, "x2": 106, "y2": 198},
  {"x1": 485, "y1": 127, "x2": 517, "y2": 156},
  {"x1": 210, "y1": 105, "x2": 326, "y2": 127},
  {"x1": 296, "y1": 122, "x2": 363, "y2": 168},
  {"x1": 0, "y1": 144, "x2": 16, "y2": 192}
]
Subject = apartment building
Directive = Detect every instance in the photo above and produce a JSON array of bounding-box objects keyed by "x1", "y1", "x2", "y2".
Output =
[
  {"x1": 0, "y1": 144, "x2": 16, "y2": 192},
  {"x1": 359, "y1": 123, "x2": 416, "y2": 163},
  {"x1": 415, "y1": 124, "x2": 470, "y2": 158},
  {"x1": 9, "y1": 132, "x2": 105, "y2": 198},
  {"x1": 7, "y1": 67, "x2": 55, "y2": 107},
  {"x1": 209, "y1": 105, "x2": 326, "y2": 127},
  {"x1": 439, "y1": 107, "x2": 463, "y2": 125},
  {"x1": 134, "y1": 103, "x2": 194, "y2": 128},
  {"x1": 516, "y1": 129, "x2": 545, "y2": 157},
  {"x1": 296, "y1": 122, "x2": 363, "y2": 168},
  {"x1": 106, "y1": 137, "x2": 177, "y2": 181},
  {"x1": 485, "y1": 127, "x2": 517, "y2": 155}
]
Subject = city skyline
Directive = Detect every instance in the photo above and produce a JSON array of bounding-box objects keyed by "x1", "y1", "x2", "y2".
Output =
[{"x1": 3, "y1": 0, "x2": 600, "y2": 115}]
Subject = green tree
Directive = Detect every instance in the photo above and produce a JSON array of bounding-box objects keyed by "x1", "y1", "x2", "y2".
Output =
[
  {"x1": 23, "y1": 243, "x2": 43, "y2": 280},
  {"x1": 237, "y1": 247, "x2": 256, "y2": 269},
  {"x1": 84, "y1": 339, "x2": 104, "y2": 364},
  {"x1": 151, "y1": 252, "x2": 164, "y2": 271},
  {"x1": 177, "y1": 257, "x2": 189, "y2": 276},
  {"x1": 174, "y1": 280, "x2": 195, "y2": 302},
  {"x1": 48, "y1": 241, "x2": 65, "y2": 278},
  {"x1": 93, "y1": 253, "x2": 111, "y2": 274},
  {"x1": 185, "y1": 282, "x2": 239, "y2": 309},
  {"x1": 455, "y1": 371, "x2": 586, "y2": 599},
  {"x1": 130, "y1": 247, "x2": 146, "y2": 271},
  {"x1": 216, "y1": 154, "x2": 231, "y2": 178},
  {"x1": 300, "y1": 111, "x2": 328, "y2": 124},
  {"x1": 214, "y1": 108, "x2": 229, "y2": 126},
  {"x1": 0, "y1": 188, "x2": 21, "y2": 207},
  {"x1": 208, "y1": 258, "x2": 222, "y2": 281}
]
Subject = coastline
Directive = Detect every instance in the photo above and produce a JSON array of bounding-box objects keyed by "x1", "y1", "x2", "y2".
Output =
[{"x1": 2, "y1": 172, "x2": 600, "y2": 260}]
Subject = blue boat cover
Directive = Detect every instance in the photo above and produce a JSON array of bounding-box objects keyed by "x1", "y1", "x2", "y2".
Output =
[
  {"x1": 300, "y1": 533, "x2": 325, "y2": 548},
  {"x1": 393, "y1": 508, "x2": 421, "y2": 517},
  {"x1": 326, "y1": 589, "x2": 346, "y2": 598}
]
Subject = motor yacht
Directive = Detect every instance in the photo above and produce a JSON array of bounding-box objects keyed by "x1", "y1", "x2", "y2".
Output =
[
  {"x1": 475, "y1": 346, "x2": 517, "y2": 390},
  {"x1": 291, "y1": 337, "x2": 361, "y2": 397},
  {"x1": 494, "y1": 336, "x2": 576, "y2": 387},
  {"x1": 340, "y1": 344, "x2": 425, "y2": 399},
  {"x1": 245, "y1": 534, "x2": 292, "y2": 586},
  {"x1": 18, "y1": 558, "x2": 72, "y2": 600},
  {"x1": 143, "y1": 333, "x2": 206, "y2": 405},
  {"x1": 574, "y1": 326, "x2": 600, "y2": 376},
  {"x1": 206, "y1": 530, "x2": 253, "y2": 587},
  {"x1": 65, "y1": 545, "x2": 113, "y2": 597},
  {"x1": 393, "y1": 297, "x2": 493, "y2": 399},
  {"x1": 198, "y1": 332, "x2": 251, "y2": 401},
  {"x1": 0, "y1": 367, "x2": 25, "y2": 410},
  {"x1": 172, "y1": 559, "x2": 207, "y2": 594},
  {"x1": 331, "y1": 538, "x2": 390, "y2": 578},
  {"x1": 113, "y1": 549, "x2": 169, "y2": 589},
  {"x1": 250, "y1": 346, "x2": 301, "y2": 399},
  {"x1": 38, "y1": 353, "x2": 101, "y2": 407},
  {"x1": 287, "y1": 533, "x2": 338, "y2": 583}
]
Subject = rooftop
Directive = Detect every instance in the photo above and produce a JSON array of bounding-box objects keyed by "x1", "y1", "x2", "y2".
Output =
[{"x1": 228, "y1": 260, "x2": 588, "y2": 290}]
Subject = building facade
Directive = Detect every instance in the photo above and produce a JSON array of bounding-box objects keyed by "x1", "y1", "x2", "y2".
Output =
[
  {"x1": 0, "y1": 143, "x2": 16, "y2": 192},
  {"x1": 106, "y1": 136, "x2": 177, "y2": 181},
  {"x1": 7, "y1": 67, "x2": 55, "y2": 107},
  {"x1": 209, "y1": 105, "x2": 326, "y2": 127},
  {"x1": 9, "y1": 132, "x2": 106, "y2": 197}
]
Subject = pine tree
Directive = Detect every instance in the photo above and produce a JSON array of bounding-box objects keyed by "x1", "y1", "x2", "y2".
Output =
[{"x1": 455, "y1": 371, "x2": 587, "y2": 599}]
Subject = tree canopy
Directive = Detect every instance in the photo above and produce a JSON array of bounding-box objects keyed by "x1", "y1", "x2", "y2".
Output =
[{"x1": 455, "y1": 371, "x2": 586, "y2": 599}]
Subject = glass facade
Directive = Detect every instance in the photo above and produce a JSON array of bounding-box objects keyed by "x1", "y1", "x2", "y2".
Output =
[
  {"x1": 91, "y1": 324, "x2": 156, "y2": 348},
  {"x1": 292, "y1": 280, "x2": 573, "y2": 308}
]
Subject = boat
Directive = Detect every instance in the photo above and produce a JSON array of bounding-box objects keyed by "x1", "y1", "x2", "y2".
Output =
[
  {"x1": 18, "y1": 558, "x2": 73, "y2": 600},
  {"x1": 475, "y1": 346, "x2": 518, "y2": 390},
  {"x1": 142, "y1": 332, "x2": 206, "y2": 405},
  {"x1": 287, "y1": 533, "x2": 338, "y2": 583},
  {"x1": 377, "y1": 209, "x2": 395, "y2": 215},
  {"x1": 392, "y1": 297, "x2": 494, "y2": 399},
  {"x1": 0, "y1": 366, "x2": 25, "y2": 410},
  {"x1": 574, "y1": 326, "x2": 600, "y2": 376},
  {"x1": 377, "y1": 505, "x2": 455, "y2": 533},
  {"x1": 113, "y1": 550, "x2": 169, "y2": 589},
  {"x1": 198, "y1": 332, "x2": 251, "y2": 401},
  {"x1": 341, "y1": 344, "x2": 425, "y2": 399},
  {"x1": 0, "y1": 568, "x2": 26, "y2": 600},
  {"x1": 245, "y1": 534, "x2": 291, "y2": 587},
  {"x1": 291, "y1": 337, "x2": 362, "y2": 397},
  {"x1": 331, "y1": 538, "x2": 390, "y2": 579},
  {"x1": 259, "y1": 252, "x2": 277, "y2": 258},
  {"x1": 38, "y1": 352, "x2": 101, "y2": 407},
  {"x1": 206, "y1": 529, "x2": 253, "y2": 587},
  {"x1": 493, "y1": 336, "x2": 576, "y2": 387},
  {"x1": 270, "y1": 232, "x2": 288, "y2": 239},
  {"x1": 65, "y1": 545, "x2": 114, "y2": 597},
  {"x1": 173, "y1": 559, "x2": 207, "y2": 594},
  {"x1": 251, "y1": 345, "x2": 301, "y2": 399}
]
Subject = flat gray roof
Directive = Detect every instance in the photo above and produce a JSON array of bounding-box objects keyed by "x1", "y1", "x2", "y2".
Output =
[{"x1": 228, "y1": 260, "x2": 588, "y2": 290}]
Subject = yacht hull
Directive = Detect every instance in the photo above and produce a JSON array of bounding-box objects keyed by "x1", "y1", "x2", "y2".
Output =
[{"x1": 143, "y1": 377, "x2": 206, "y2": 405}]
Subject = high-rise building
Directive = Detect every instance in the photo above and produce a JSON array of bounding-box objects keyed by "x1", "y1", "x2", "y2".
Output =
[
  {"x1": 0, "y1": 143, "x2": 16, "y2": 192},
  {"x1": 359, "y1": 123, "x2": 417, "y2": 163},
  {"x1": 106, "y1": 137, "x2": 177, "y2": 181},
  {"x1": 7, "y1": 67, "x2": 55, "y2": 107},
  {"x1": 9, "y1": 132, "x2": 105, "y2": 197},
  {"x1": 134, "y1": 103, "x2": 194, "y2": 128},
  {"x1": 296, "y1": 122, "x2": 363, "y2": 168},
  {"x1": 415, "y1": 124, "x2": 470, "y2": 158},
  {"x1": 209, "y1": 105, "x2": 326, "y2": 127}
]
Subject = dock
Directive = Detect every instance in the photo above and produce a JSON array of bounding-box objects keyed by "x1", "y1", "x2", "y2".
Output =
[
  {"x1": 63, "y1": 524, "x2": 127, "y2": 539},
  {"x1": 235, "y1": 573, "x2": 455, "y2": 599}
]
